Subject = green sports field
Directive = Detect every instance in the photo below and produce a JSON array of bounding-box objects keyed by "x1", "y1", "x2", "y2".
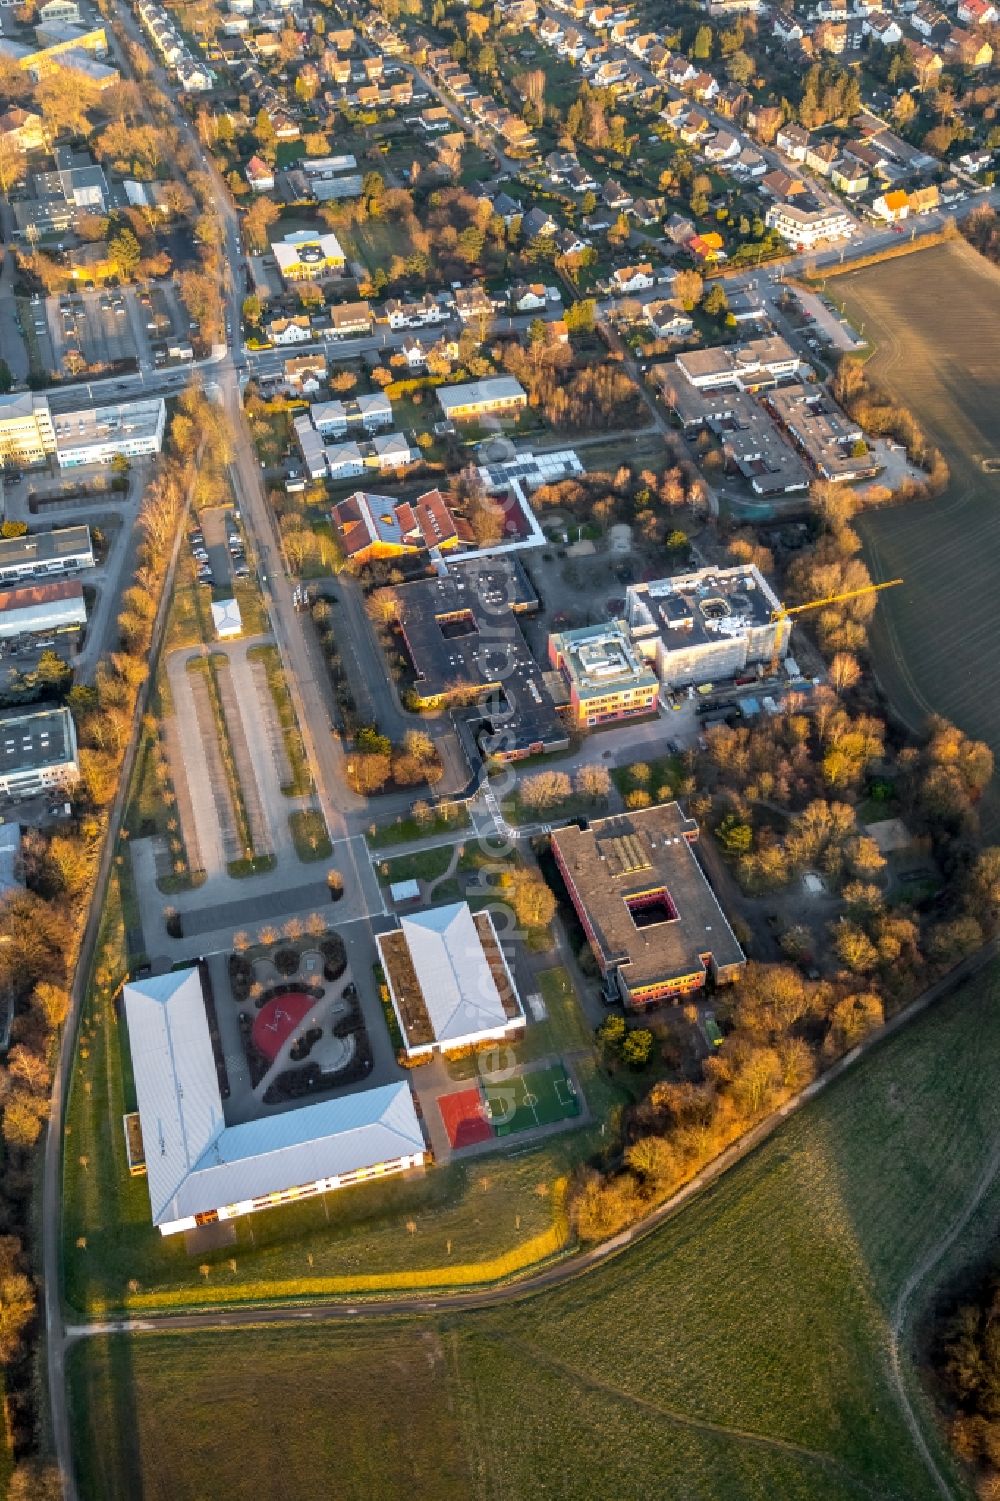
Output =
[{"x1": 483, "y1": 1062, "x2": 581, "y2": 1137}]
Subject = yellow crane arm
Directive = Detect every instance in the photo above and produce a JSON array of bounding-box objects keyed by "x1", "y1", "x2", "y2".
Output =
[{"x1": 771, "y1": 578, "x2": 904, "y2": 624}]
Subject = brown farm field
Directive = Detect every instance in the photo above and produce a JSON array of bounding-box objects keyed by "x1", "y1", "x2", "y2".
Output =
[{"x1": 834, "y1": 240, "x2": 1000, "y2": 829}]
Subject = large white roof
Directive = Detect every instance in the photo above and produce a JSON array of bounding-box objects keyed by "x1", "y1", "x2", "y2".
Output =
[
  {"x1": 124, "y1": 969, "x2": 225, "y2": 1224},
  {"x1": 399, "y1": 903, "x2": 516, "y2": 1046},
  {"x1": 124, "y1": 968, "x2": 424, "y2": 1226}
]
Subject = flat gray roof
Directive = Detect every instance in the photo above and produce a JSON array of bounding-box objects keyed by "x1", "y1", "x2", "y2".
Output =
[
  {"x1": 0, "y1": 704, "x2": 75, "y2": 776},
  {"x1": 0, "y1": 525, "x2": 92, "y2": 568}
]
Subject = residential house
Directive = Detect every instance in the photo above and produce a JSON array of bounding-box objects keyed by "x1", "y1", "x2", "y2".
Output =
[
  {"x1": 602, "y1": 179, "x2": 633, "y2": 210},
  {"x1": 268, "y1": 315, "x2": 313, "y2": 345},
  {"x1": 947, "y1": 27, "x2": 993, "y2": 64},
  {"x1": 511, "y1": 283, "x2": 548, "y2": 311},
  {"x1": 957, "y1": 0, "x2": 997, "y2": 22},
  {"x1": 831, "y1": 159, "x2": 868, "y2": 193},
  {"x1": 245, "y1": 154, "x2": 275, "y2": 192},
  {"x1": 776, "y1": 123, "x2": 810, "y2": 161},
  {"x1": 611, "y1": 262, "x2": 655, "y2": 293},
  {"x1": 873, "y1": 187, "x2": 910, "y2": 220},
  {"x1": 283, "y1": 354, "x2": 326, "y2": 394},
  {"x1": 329, "y1": 301, "x2": 372, "y2": 337},
  {"x1": 805, "y1": 142, "x2": 840, "y2": 176},
  {"x1": 453, "y1": 285, "x2": 494, "y2": 323},
  {"x1": 703, "y1": 130, "x2": 740, "y2": 162},
  {"x1": 521, "y1": 206, "x2": 559, "y2": 239},
  {"x1": 865, "y1": 13, "x2": 903, "y2": 41},
  {"x1": 772, "y1": 8, "x2": 804, "y2": 41}
]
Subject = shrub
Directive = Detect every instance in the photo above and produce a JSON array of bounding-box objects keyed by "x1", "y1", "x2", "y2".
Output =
[{"x1": 273, "y1": 948, "x2": 299, "y2": 977}]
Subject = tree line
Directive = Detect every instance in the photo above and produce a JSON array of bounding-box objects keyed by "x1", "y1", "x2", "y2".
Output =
[{"x1": 0, "y1": 389, "x2": 219, "y2": 1486}]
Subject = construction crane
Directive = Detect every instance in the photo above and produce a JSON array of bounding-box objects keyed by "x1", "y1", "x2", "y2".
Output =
[{"x1": 770, "y1": 578, "x2": 904, "y2": 625}]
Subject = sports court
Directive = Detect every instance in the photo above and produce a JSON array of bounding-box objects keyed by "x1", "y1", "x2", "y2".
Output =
[
  {"x1": 482, "y1": 1062, "x2": 580, "y2": 1139},
  {"x1": 437, "y1": 1087, "x2": 492, "y2": 1149}
]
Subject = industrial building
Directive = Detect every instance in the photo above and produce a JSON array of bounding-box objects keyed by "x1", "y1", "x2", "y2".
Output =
[
  {"x1": 625, "y1": 565, "x2": 790, "y2": 689},
  {"x1": 394, "y1": 555, "x2": 569, "y2": 760},
  {"x1": 51, "y1": 398, "x2": 166, "y2": 468},
  {"x1": 377, "y1": 902, "x2": 525, "y2": 1061},
  {"x1": 0, "y1": 704, "x2": 79, "y2": 799},
  {"x1": 551, "y1": 803, "x2": 746, "y2": 1009},
  {"x1": 436, "y1": 377, "x2": 527, "y2": 422},
  {"x1": 0, "y1": 578, "x2": 86, "y2": 639},
  {"x1": 548, "y1": 620, "x2": 659, "y2": 728},
  {"x1": 123, "y1": 967, "x2": 427, "y2": 1236},
  {"x1": 0, "y1": 392, "x2": 56, "y2": 467},
  {"x1": 0, "y1": 525, "x2": 93, "y2": 585}
]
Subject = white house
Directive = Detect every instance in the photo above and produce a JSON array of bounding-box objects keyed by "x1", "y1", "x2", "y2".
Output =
[{"x1": 611, "y1": 263, "x2": 655, "y2": 294}]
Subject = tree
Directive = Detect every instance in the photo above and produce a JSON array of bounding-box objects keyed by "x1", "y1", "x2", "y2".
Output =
[
  {"x1": 243, "y1": 195, "x2": 280, "y2": 253},
  {"x1": 703, "y1": 285, "x2": 728, "y2": 319},
  {"x1": 621, "y1": 1028, "x2": 654, "y2": 1068},
  {"x1": 674, "y1": 269, "x2": 703, "y2": 310},
  {"x1": 564, "y1": 298, "x2": 596, "y2": 334},
  {"x1": 506, "y1": 868, "x2": 556, "y2": 931},
  {"x1": 574, "y1": 763, "x2": 611, "y2": 801},
  {"x1": 692, "y1": 23, "x2": 713, "y2": 58},
  {"x1": 8, "y1": 1462, "x2": 64, "y2": 1501}
]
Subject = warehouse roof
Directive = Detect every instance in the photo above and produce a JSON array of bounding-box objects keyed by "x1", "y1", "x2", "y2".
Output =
[{"x1": 124, "y1": 968, "x2": 424, "y2": 1226}]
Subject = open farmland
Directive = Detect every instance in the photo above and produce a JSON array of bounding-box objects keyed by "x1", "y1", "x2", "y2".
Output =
[
  {"x1": 67, "y1": 960, "x2": 1000, "y2": 1501},
  {"x1": 834, "y1": 240, "x2": 1000, "y2": 830}
]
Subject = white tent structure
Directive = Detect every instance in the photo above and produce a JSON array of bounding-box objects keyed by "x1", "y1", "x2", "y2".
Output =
[{"x1": 124, "y1": 968, "x2": 425, "y2": 1235}]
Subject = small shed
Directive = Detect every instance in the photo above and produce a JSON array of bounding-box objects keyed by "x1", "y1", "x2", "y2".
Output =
[{"x1": 211, "y1": 598, "x2": 242, "y2": 640}]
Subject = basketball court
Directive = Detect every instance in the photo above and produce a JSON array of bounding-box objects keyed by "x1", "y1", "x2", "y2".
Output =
[{"x1": 437, "y1": 1086, "x2": 492, "y2": 1149}]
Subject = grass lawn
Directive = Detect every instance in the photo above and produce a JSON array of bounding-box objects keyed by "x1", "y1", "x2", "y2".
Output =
[
  {"x1": 288, "y1": 808, "x2": 332, "y2": 861},
  {"x1": 248, "y1": 643, "x2": 312, "y2": 795},
  {"x1": 612, "y1": 753, "x2": 683, "y2": 802},
  {"x1": 68, "y1": 1327, "x2": 475, "y2": 1501},
  {"x1": 67, "y1": 959, "x2": 1000, "y2": 1497},
  {"x1": 376, "y1": 844, "x2": 456, "y2": 886},
  {"x1": 367, "y1": 804, "x2": 471, "y2": 849},
  {"x1": 337, "y1": 215, "x2": 415, "y2": 276}
]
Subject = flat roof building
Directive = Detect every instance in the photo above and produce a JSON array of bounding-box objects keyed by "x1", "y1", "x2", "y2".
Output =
[
  {"x1": 548, "y1": 620, "x2": 659, "y2": 728},
  {"x1": 668, "y1": 336, "x2": 801, "y2": 392},
  {"x1": 436, "y1": 377, "x2": 527, "y2": 422},
  {"x1": 551, "y1": 802, "x2": 745, "y2": 1009},
  {"x1": 0, "y1": 577, "x2": 86, "y2": 639},
  {"x1": 52, "y1": 398, "x2": 166, "y2": 468},
  {"x1": 0, "y1": 392, "x2": 56, "y2": 467},
  {"x1": 626, "y1": 564, "x2": 790, "y2": 688},
  {"x1": 655, "y1": 372, "x2": 810, "y2": 496},
  {"x1": 0, "y1": 703, "x2": 78, "y2": 799},
  {"x1": 271, "y1": 229, "x2": 346, "y2": 282},
  {"x1": 0, "y1": 525, "x2": 93, "y2": 585},
  {"x1": 123, "y1": 967, "x2": 426, "y2": 1236},
  {"x1": 765, "y1": 382, "x2": 878, "y2": 482},
  {"x1": 395, "y1": 555, "x2": 569, "y2": 760},
  {"x1": 377, "y1": 902, "x2": 525, "y2": 1060}
]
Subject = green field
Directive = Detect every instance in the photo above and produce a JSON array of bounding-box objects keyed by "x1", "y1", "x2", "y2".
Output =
[
  {"x1": 67, "y1": 959, "x2": 1000, "y2": 1500},
  {"x1": 836, "y1": 240, "x2": 1000, "y2": 831}
]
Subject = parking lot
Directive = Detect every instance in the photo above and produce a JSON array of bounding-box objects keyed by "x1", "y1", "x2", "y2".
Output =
[{"x1": 47, "y1": 289, "x2": 140, "y2": 373}]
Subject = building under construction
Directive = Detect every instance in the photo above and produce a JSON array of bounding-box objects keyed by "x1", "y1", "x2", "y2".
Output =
[{"x1": 625, "y1": 565, "x2": 790, "y2": 690}]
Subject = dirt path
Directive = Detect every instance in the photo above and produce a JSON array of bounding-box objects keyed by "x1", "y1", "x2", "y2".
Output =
[{"x1": 886, "y1": 1136, "x2": 1000, "y2": 1501}]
